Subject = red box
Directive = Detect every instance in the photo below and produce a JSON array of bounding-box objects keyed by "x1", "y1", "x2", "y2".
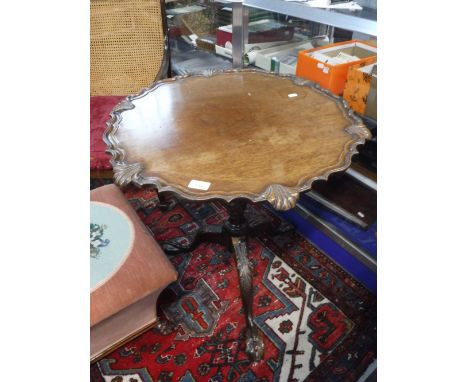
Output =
[{"x1": 216, "y1": 19, "x2": 294, "y2": 47}]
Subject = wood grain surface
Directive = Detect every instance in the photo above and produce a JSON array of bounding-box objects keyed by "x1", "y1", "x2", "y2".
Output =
[{"x1": 114, "y1": 71, "x2": 357, "y2": 197}]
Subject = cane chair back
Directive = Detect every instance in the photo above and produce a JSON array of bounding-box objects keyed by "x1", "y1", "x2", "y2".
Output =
[{"x1": 90, "y1": 0, "x2": 168, "y2": 96}]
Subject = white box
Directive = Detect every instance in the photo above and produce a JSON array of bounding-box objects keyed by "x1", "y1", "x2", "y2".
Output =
[
  {"x1": 214, "y1": 40, "x2": 296, "y2": 60},
  {"x1": 254, "y1": 41, "x2": 315, "y2": 74},
  {"x1": 215, "y1": 44, "x2": 233, "y2": 59}
]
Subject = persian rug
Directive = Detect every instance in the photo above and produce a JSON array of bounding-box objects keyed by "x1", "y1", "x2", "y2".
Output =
[{"x1": 90, "y1": 186, "x2": 376, "y2": 382}]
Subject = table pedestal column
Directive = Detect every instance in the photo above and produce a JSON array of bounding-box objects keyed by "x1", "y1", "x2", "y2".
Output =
[
  {"x1": 226, "y1": 200, "x2": 264, "y2": 362},
  {"x1": 161, "y1": 198, "x2": 291, "y2": 361}
]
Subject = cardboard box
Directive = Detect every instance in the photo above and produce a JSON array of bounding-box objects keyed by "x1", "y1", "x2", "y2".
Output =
[
  {"x1": 366, "y1": 65, "x2": 377, "y2": 120},
  {"x1": 254, "y1": 40, "x2": 315, "y2": 74},
  {"x1": 215, "y1": 40, "x2": 295, "y2": 60},
  {"x1": 296, "y1": 40, "x2": 377, "y2": 95},
  {"x1": 343, "y1": 62, "x2": 377, "y2": 119}
]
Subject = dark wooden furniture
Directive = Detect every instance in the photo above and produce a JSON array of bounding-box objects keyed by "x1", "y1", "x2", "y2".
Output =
[
  {"x1": 309, "y1": 173, "x2": 377, "y2": 228},
  {"x1": 104, "y1": 69, "x2": 370, "y2": 361}
]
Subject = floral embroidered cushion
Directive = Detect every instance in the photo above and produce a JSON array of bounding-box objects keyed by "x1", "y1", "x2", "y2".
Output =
[{"x1": 90, "y1": 202, "x2": 134, "y2": 292}]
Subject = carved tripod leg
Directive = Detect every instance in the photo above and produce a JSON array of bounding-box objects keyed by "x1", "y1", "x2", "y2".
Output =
[
  {"x1": 232, "y1": 236, "x2": 264, "y2": 362},
  {"x1": 245, "y1": 206, "x2": 295, "y2": 237},
  {"x1": 161, "y1": 225, "x2": 230, "y2": 255}
]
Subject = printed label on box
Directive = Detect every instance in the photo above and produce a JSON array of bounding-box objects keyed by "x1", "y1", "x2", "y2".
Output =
[{"x1": 188, "y1": 179, "x2": 211, "y2": 190}]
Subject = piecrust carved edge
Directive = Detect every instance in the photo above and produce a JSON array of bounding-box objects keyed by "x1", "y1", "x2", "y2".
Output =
[{"x1": 103, "y1": 69, "x2": 371, "y2": 211}]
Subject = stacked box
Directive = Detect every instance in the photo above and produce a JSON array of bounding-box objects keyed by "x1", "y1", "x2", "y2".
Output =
[
  {"x1": 343, "y1": 62, "x2": 377, "y2": 119},
  {"x1": 216, "y1": 19, "x2": 294, "y2": 47},
  {"x1": 254, "y1": 40, "x2": 315, "y2": 74},
  {"x1": 296, "y1": 40, "x2": 377, "y2": 95}
]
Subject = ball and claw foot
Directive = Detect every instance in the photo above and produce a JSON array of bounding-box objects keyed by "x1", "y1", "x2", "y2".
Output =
[
  {"x1": 154, "y1": 319, "x2": 176, "y2": 335},
  {"x1": 245, "y1": 327, "x2": 264, "y2": 362}
]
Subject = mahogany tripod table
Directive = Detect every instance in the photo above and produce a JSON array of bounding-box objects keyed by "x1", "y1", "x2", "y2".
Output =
[{"x1": 104, "y1": 69, "x2": 370, "y2": 361}]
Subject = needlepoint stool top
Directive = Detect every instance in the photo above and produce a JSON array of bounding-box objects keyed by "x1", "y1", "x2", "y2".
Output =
[{"x1": 90, "y1": 201, "x2": 135, "y2": 291}]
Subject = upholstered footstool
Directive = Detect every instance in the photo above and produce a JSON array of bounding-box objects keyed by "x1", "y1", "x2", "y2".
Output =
[{"x1": 90, "y1": 184, "x2": 177, "y2": 362}]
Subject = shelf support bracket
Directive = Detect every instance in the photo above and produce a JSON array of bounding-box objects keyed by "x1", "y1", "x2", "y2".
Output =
[{"x1": 232, "y1": 1, "x2": 249, "y2": 68}]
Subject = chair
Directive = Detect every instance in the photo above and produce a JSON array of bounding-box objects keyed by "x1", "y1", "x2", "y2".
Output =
[
  {"x1": 90, "y1": 184, "x2": 177, "y2": 362},
  {"x1": 90, "y1": 0, "x2": 170, "y2": 178}
]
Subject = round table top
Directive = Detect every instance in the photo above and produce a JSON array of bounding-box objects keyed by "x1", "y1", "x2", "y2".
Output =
[{"x1": 104, "y1": 69, "x2": 370, "y2": 210}]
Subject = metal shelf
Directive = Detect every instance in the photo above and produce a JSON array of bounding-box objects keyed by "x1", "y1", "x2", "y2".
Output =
[
  {"x1": 294, "y1": 202, "x2": 377, "y2": 272},
  {"x1": 243, "y1": 0, "x2": 377, "y2": 36}
]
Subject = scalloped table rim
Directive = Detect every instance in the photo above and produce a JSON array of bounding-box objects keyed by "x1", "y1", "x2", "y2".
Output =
[{"x1": 103, "y1": 69, "x2": 371, "y2": 211}]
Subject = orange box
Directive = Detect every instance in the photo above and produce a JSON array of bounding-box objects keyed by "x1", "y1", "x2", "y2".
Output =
[
  {"x1": 296, "y1": 40, "x2": 377, "y2": 95},
  {"x1": 343, "y1": 62, "x2": 377, "y2": 117}
]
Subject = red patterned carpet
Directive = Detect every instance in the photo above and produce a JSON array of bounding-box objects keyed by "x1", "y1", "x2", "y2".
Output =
[{"x1": 90, "y1": 186, "x2": 376, "y2": 382}]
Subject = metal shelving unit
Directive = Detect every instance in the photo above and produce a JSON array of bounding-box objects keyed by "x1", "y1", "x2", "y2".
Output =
[
  {"x1": 244, "y1": 0, "x2": 376, "y2": 37},
  {"x1": 230, "y1": 0, "x2": 376, "y2": 67}
]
